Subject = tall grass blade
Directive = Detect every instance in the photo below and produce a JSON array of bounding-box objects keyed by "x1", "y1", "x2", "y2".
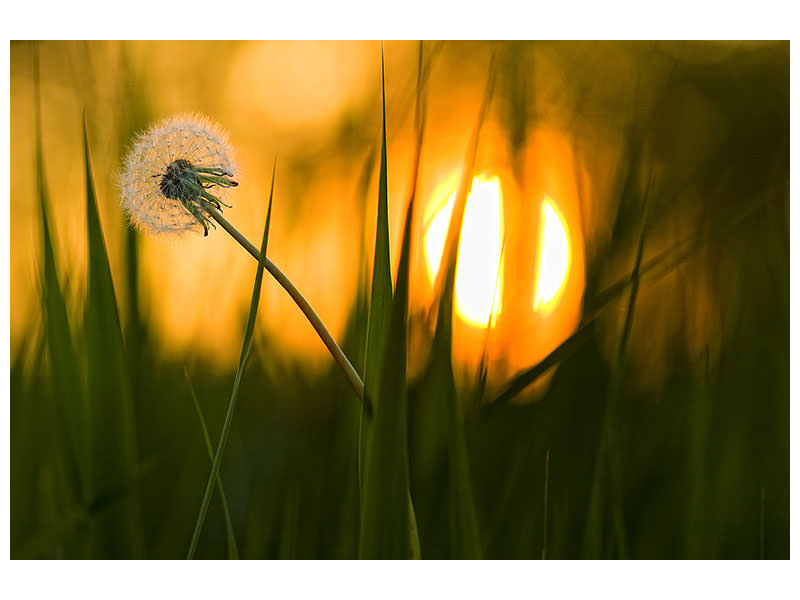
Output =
[
  {"x1": 34, "y1": 47, "x2": 87, "y2": 500},
  {"x1": 418, "y1": 54, "x2": 497, "y2": 559},
  {"x1": 278, "y1": 482, "x2": 300, "y2": 559},
  {"x1": 359, "y1": 43, "x2": 425, "y2": 559},
  {"x1": 187, "y1": 158, "x2": 276, "y2": 559},
  {"x1": 404, "y1": 42, "x2": 428, "y2": 561},
  {"x1": 359, "y1": 46, "x2": 393, "y2": 485},
  {"x1": 583, "y1": 197, "x2": 650, "y2": 559},
  {"x1": 83, "y1": 119, "x2": 144, "y2": 558},
  {"x1": 116, "y1": 49, "x2": 152, "y2": 396},
  {"x1": 542, "y1": 449, "x2": 550, "y2": 560},
  {"x1": 760, "y1": 487, "x2": 766, "y2": 560},
  {"x1": 491, "y1": 322, "x2": 594, "y2": 406},
  {"x1": 358, "y1": 183, "x2": 415, "y2": 559},
  {"x1": 491, "y1": 191, "x2": 774, "y2": 406},
  {"x1": 423, "y1": 323, "x2": 483, "y2": 559},
  {"x1": 184, "y1": 368, "x2": 240, "y2": 559},
  {"x1": 686, "y1": 355, "x2": 714, "y2": 558},
  {"x1": 10, "y1": 336, "x2": 42, "y2": 556},
  {"x1": 432, "y1": 54, "x2": 496, "y2": 311}
]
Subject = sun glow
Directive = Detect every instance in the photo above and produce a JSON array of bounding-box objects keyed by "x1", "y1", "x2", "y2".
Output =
[
  {"x1": 424, "y1": 176, "x2": 504, "y2": 328},
  {"x1": 414, "y1": 129, "x2": 586, "y2": 394},
  {"x1": 533, "y1": 197, "x2": 571, "y2": 312}
]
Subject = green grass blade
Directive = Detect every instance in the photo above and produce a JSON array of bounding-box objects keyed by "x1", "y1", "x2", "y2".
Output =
[
  {"x1": 184, "y1": 368, "x2": 240, "y2": 560},
  {"x1": 432, "y1": 53, "x2": 496, "y2": 315},
  {"x1": 407, "y1": 487, "x2": 421, "y2": 560},
  {"x1": 403, "y1": 41, "x2": 430, "y2": 562},
  {"x1": 421, "y1": 321, "x2": 483, "y2": 559},
  {"x1": 34, "y1": 48, "x2": 87, "y2": 501},
  {"x1": 686, "y1": 363, "x2": 714, "y2": 558},
  {"x1": 490, "y1": 322, "x2": 594, "y2": 406},
  {"x1": 83, "y1": 118, "x2": 144, "y2": 558},
  {"x1": 358, "y1": 181, "x2": 415, "y2": 559},
  {"x1": 187, "y1": 158, "x2": 275, "y2": 559},
  {"x1": 542, "y1": 449, "x2": 550, "y2": 560},
  {"x1": 359, "y1": 46, "x2": 393, "y2": 486},
  {"x1": 583, "y1": 198, "x2": 650, "y2": 559},
  {"x1": 760, "y1": 487, "x2": 766, "y2": 559},
  {"x1": 358, "y1": 42, "x2": 427, "y2": 560},
  {"x1": 278, "y1": 482, "x2": 300, "y2": 559},
  {"x1": 416, "y1": 55, "x2": 497, "y2": 560},
  {"x1": 491, "y1": 190, "x2": 773, "y2": 406}
]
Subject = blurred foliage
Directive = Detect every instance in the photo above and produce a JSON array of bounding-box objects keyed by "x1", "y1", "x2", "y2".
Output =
[{"x1": 10, "y1": 40, "x2": 788, "y2": 559}]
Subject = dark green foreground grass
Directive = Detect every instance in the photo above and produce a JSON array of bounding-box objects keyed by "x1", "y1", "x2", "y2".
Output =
[{"x1": 10, "y1": 41, "x2": 789, "y2": 559}]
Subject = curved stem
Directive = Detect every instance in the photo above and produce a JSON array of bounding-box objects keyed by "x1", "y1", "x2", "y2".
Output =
[{"x1": 208, "y1": 207, "x2": 365, "y2": 403}]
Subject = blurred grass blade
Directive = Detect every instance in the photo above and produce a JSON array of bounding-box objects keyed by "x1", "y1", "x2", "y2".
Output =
[
  {"x1": 416, "y1": 55, "x2": 497, "y2": 560},
  {"x1": 584, "y1": 199, "x2": 649, "y2": 559},
  {"x1": 491, "y1": 322, "x2": 594, "y2": 406},
  {"x1": 358, "y1": 184, "x2": 415, "y2": 559},
  {"x1": 359, "y1": 46, "x2": 393, "y2": 486},
  {"x1": 542, "y1": 449, "x2": 550, "y2": 560},
  {"x1": 491, "y1": 190, "x2": 773, "y2": 406},
  {"x1": 760, "y1": 487, "x2": 766, "y2": 559},
  {"x1": 83, "y1": 118, "x2": 144, "y2": 558},
  {"x1": 405, "y1": 41, "x2": 428, "y2": 562},
  {"x1": 432, "y1": 53, "x2": 496, "y2": 314},
  {"x1": 421, "y1": 322, "x2": 483, "y2": 558},
  {"x1": 686, "y1": 360, "x2": 715, "y2": 558},
  {"x1": 408, "y1": 487, "x2": 420, "y2": 560},
  {"x1": 34, "y1": 48, "x2": 87, "y2": 500},
  {"x1": 184, "y1": 368, "x2": 240, "y2": 560},
  {"x1": 187, "y1": 158, "x2": 276, "y2": 559},
  {"x1": 278, "y1": 482, "x2": 300, "y2": 559}
]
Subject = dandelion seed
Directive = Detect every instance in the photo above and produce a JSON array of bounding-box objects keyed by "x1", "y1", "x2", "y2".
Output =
[{"x1": 119, "y1": 113, "x2": 239, "y2": 236}]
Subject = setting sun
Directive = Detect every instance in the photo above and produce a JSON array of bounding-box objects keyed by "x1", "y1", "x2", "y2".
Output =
[
  {"x1": 424, "y1": 179, "x2": 572, "y2": 327},
  {"x1": 424, "y1": 175, "x2": 504, "y2": 328}
]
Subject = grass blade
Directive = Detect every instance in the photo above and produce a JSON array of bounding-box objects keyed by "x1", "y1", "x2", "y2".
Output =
[
  {"x1": 404, "y1": 42, "x2": 428, "y2": 561},
  {"x1": 34, "y1": 47, "x2": 87, "y2": 501},
  {"x1": 358, "y1": 42, "x2": 428, "y2": 559},
  {"x1": 415, "y1": 55, "x2": 497, "y2": 560},
  {"x1": 187, "y1": 158, "x2": 276, "y2": 559},
  {"x1": 491, "y1": 190, "x2": 774, "y2": 406},
  {"x1": 760, "y1": 487, "x2": 766, "y2": 559},
  {"x1": 542, "y1": 449, "x2": 550, "y2": 560},
  {"x1": 431, "y1": 53, "x2": 496, "y2": 312},
  {"x1": 407, "y1": 46, "x2": 495, "y2": 561},
  {"x1": 490, "y1": 322, "x2": 594, "y2": 406},
  {"x1": 421, "y1": 323, "x2": 482, "y2": 558},
  {"x1": 184, "y1": 368, "x2": 240, "y2": 559},
  {"x1": 358, "y1": 178, "x2": 415, "y2": 559},
  {"x1": 359, "y1": 46, "x2": 393, "y2": 485},
  {"x1": 83, "y1": 118, "x2": 144, "y2": 558},
  {"x1": 583, "y1": 197, "x2": 650, "y2": 559},
  {"x1": 278, "y1": 482, "x2": 300, "y2": 559}
]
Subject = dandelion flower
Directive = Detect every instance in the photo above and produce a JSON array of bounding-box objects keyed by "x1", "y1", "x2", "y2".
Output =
[
  {"x1": 118, "y1": 114, "x2": 365, "y2": 406},
  {"x1": 120, "y1": 113, "x2": 239, "y2": 236}
]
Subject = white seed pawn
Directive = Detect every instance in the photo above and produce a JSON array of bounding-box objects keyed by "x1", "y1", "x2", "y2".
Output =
[{"x1": 120, "y1": 113, "x2": 239, "y2": 236}]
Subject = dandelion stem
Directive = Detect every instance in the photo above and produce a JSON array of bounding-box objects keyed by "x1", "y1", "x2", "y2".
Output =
[{"x1": 208, "y1": 207, "x2": 365, "y2": 404}]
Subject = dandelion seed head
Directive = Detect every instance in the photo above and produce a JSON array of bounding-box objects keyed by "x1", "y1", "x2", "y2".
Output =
[{"x1": 119, "y1": 113, "x2": 239, "y2": 236}]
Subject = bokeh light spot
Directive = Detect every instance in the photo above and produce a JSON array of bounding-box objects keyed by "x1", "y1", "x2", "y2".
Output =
[
  {"x1": 424, "y1": 175, "x2": 504, "y2": 328},
  {"x1": 533, "y1": 197, "x2": 570, "y2": 312}
]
